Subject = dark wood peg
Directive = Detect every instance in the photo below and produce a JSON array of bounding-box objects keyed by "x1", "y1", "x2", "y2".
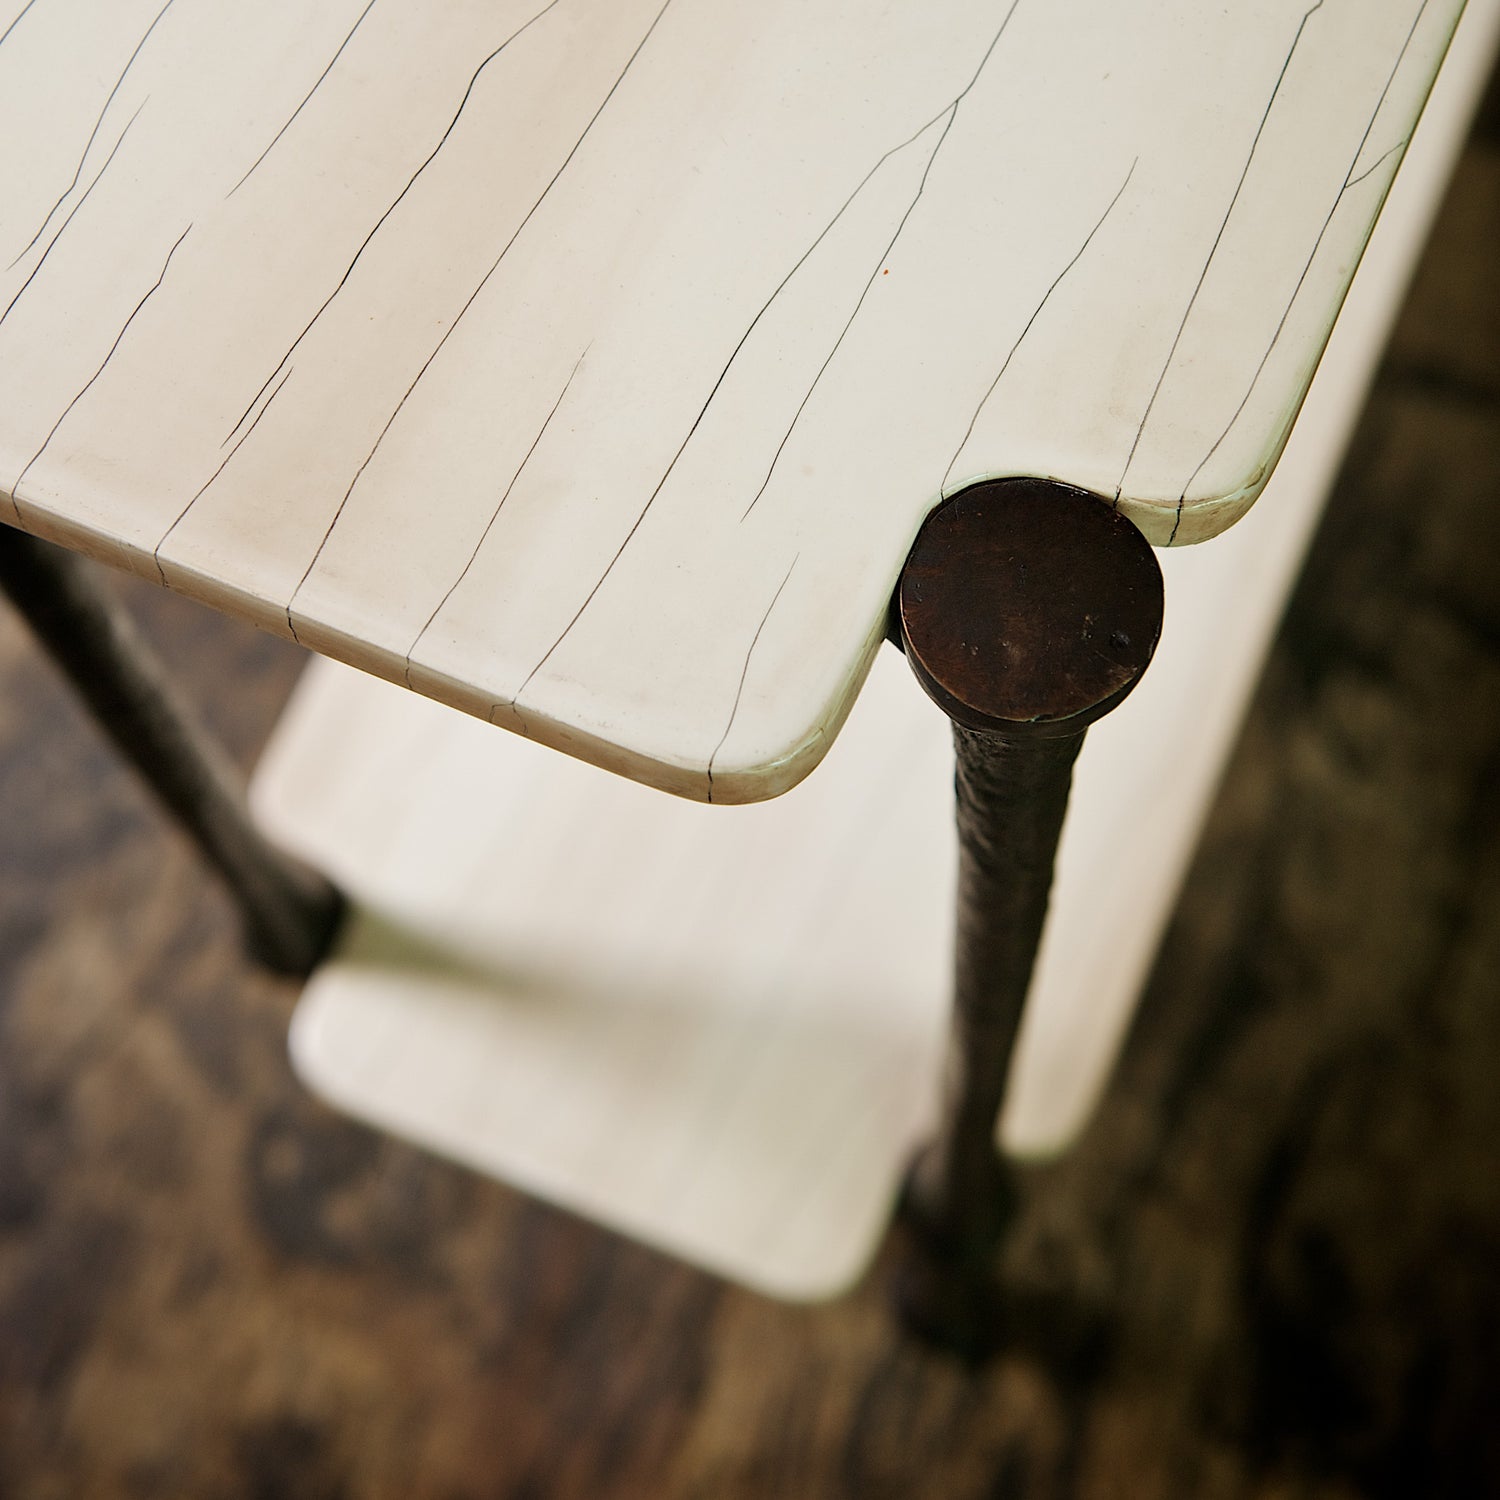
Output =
[{"x1": 897, "y1": 475, "x2": 1163, "y2": 737}]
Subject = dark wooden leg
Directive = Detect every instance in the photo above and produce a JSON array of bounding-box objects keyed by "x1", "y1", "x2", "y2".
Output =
[
  {"x1": 891, "y1": 477, "x2": 1164, "y2": 1358},
  {"x1": 0, "y1": 525, "x2": 343, "y2": 975}
]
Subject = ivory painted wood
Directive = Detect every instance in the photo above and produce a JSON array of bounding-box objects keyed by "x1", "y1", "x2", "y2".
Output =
[{"x1": 0, "y1": 0, "x2": 1467, "y2": 799}]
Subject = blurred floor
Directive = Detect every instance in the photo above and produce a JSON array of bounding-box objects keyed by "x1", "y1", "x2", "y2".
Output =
[{"x1": 1, "y1": 65, "x2": 1497, "y2": 1500}]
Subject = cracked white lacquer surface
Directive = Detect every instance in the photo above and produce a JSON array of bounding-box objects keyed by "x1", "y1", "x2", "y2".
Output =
[{"x1": 0, "y1": 0, "x2": 1466, "y2": 798}]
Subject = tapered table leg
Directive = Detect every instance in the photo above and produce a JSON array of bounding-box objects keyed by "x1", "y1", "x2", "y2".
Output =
[
  {"x1": 891, "y1": 477, "x2": 1164, "y2": 1357},
  {"x1": 0, "y1": 525, "x2": 343, "y2": 975}
]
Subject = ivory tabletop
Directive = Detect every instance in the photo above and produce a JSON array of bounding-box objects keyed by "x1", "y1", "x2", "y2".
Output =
[{"x1": 0, "y1": 0, "x2": 1467, "y2": 801}]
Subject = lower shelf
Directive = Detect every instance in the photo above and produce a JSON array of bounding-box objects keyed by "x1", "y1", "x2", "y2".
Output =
[{"x1": 253, "y1": 646, "x2": 955, "y2": 1299}]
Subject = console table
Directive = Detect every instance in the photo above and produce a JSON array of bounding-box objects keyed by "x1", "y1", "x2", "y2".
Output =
[{"x1": 1, "y1": 0, "x2": 1490, "y2": 1347}]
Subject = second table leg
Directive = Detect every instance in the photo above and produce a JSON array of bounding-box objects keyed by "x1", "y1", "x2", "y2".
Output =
[{"x1": 0, "y1": 524, "x2": 343, "y2": 976}]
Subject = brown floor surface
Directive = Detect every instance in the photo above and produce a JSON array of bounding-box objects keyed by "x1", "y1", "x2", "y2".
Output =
[{"x1": 1, "y1": 68, "x2": 1498, "y2": 1500}]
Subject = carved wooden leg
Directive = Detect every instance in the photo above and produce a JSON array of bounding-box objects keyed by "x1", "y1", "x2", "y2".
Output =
[
  {"x1": 891, "y1": 477, "x2": 1164, "y2": 1357},
  {"x1": 0, "y1": 525, "x2": 343, "y2": 975}
]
